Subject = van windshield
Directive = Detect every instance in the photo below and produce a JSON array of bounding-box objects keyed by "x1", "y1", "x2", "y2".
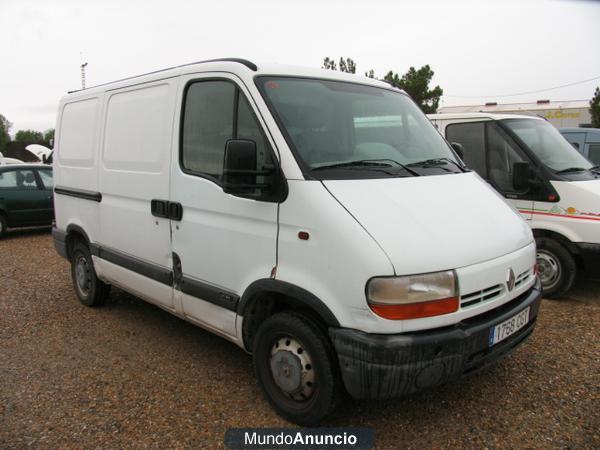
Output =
[
  {"x1": 502, "y1": 119, "x2": 592, "y2": 173},
  {"x1": 257, "y1": 77, "x2": 461, "y2": 179}
]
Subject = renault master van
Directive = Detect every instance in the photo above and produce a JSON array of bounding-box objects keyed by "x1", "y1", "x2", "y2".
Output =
[
  {"x1": 430, "y1": 113, "x2": 600, "y2": 298},
  {"x1": 53, "y1": 59, "x2": 541, "y2": 425}
]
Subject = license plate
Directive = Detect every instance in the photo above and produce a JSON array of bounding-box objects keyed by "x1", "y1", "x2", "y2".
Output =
[{"x1": 488, "y1": 307, "x2": 530, "y2": 347}]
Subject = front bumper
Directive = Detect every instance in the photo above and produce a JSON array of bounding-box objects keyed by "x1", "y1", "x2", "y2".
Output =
[
  {"x1": 329, "y1": 278, "x2": 542, "y2": 400},
  {"x1": 575, "y1": 242, "x2": 600, "y2": 277}
]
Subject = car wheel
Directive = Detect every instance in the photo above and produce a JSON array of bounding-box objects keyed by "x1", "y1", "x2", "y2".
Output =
[
  {"x1": 253, "y1": 312, "x2": 342, "y2": 426},
  {"x1": 536, "y1": 237, "x2": 576, "y2": 299},
  {"x1": 70, "y1": 241, "x2": 110, "y2": 306},
  {"x1": 0, "y1": 214, "x2": 6, "y2": 238}
]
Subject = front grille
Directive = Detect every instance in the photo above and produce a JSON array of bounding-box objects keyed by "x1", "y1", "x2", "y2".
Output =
[
  {"x1": 460, "y1": 284, "x2": 504, "y2": 308},
  {"x1": 460, "y1": 268, "x2": 534, "y2": 309},
  {"x1": 515, "y1": 268, "x2": 532, "y2": 289}
]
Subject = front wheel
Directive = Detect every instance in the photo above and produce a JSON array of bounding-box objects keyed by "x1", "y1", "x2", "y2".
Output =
[
  {"x1": 253, "y1": 312, "x2": 342, "y2": 426},
  {"x1": 536, "y1": 237, "x2": 576, "y2": 298}
]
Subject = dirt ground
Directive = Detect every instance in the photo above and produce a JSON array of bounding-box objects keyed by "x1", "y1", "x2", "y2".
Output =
[{"x1": 1, "y1": 228, "x2": 599, "y2": 449}]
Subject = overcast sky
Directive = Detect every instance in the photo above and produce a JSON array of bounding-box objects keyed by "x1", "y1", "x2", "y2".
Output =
[{"x1": 1, "y1": 0, "x2": 599, "y2": 134}]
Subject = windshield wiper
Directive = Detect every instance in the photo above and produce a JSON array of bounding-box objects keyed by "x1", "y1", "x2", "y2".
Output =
[
  {"x1": 406, "y1": 157, "x2": 466, "y2": 172},
  {"x1": 555, "y1": 167, "x2": 588, "y2": 174},
  {"x1": 311, "y1": 159, "x2": 420, "y2": 176}
]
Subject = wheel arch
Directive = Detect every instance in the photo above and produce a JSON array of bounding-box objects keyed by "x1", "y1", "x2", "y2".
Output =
[
  {"x1": 533, "y1": 228, "x2": 583, "y2": 267},
  {"x1": 65, "y1": 224, "x2": 92, "y2": 258},
  {"x1": 238, "y1": 279, "x2": 340, "y2": 352}
]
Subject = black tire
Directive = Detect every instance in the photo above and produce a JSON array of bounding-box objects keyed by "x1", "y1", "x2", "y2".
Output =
[
  {"x1": 70, "y1": 240, "x2": 110, "y2": 306},
  {"x1": 536, "y1": 237, "x2": 576, "y2": 299},
  {"x1": 0, "y1": 214, "x2": 6, "y2": 238},
  {"x1": 253, "y1": 312, "x2": 342, "y2": 426}
]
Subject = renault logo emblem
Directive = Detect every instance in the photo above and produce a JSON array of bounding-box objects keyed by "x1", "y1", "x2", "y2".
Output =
[{"x1": 507, "y1": 268, "x2": 516, "y2": 292}]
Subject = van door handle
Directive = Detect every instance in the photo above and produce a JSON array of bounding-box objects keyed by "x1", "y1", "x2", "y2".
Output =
[
  {"x1": 169, "y1": 202, "x2": 183, "y2": 221},
  {"x1": 151, "y1": 199, "x2": 169, "y2": 218},
  {"x1": 151, "y1": 199, "x2": 183, "y2": 221}
]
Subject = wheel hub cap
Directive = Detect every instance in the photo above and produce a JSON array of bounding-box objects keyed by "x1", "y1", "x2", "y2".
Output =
[
  {"x1": 75, "y1": 256, "x2": 90, "y2": 295},
  {"x1": 270, "y1": 337, "x2": 315, "y2": 401},
  {"x1": 537, "y1": 251, "x2": 561, "y2": 289}
]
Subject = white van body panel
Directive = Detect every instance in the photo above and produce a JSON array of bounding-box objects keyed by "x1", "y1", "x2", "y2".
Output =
[
  {"x1": 54, "y1": 96, "x2": 102, "y2": 240},
  {"x1": 530, "y1": 180, "x2": 600, "y2": 243},
  {"x1": 323, "y1": 173, "x2": 533, "y2": 275},
  {"x1": 275, "y1": 180, "x2": 395, "y2": 332},
  {"x1": 93, "y1": 256, "x2": 174, "y2": 312}
]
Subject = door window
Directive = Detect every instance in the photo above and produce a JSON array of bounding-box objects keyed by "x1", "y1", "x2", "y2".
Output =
[
  {"x1": 0, "y1": 170, "x2": 38, "y2": 189},
  {"x1": 38, "y1": 170, "x2": 54, "y2": 190},
  {"x1": 181, "y1": 80, "x2": 273, "y2": 183},
  {"x1": 182, "y1": 81, "x2": 235, "y2": 179},
  {"x1": 589, "y1": 144, "x2": 600, "y2": 165},
  {"x1": 486, "y1": 123, "x2": 525, "y2": 192},
  {"x1": 446, "y1": 122, "x2": 487, "y2": 177}
]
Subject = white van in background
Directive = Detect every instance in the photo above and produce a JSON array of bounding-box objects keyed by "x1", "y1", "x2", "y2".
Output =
[
  {"x1": 53, "y1": 59, "x2": 541, "y2": 425},
  {"x1": 429, "y1": 113, "x2": 600, "y2": 297}
]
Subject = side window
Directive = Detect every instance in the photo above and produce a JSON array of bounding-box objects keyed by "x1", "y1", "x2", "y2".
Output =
[
  {"x1": 485, "y1": 123, "x2": 525, "y2": 192},
  {"x1": 0, "y1": 171, "x2": 18, "y2": 189},
  {"x1": 182, "y1": 80, "x2": 273, "y2": 181},
  {"x1": 589, "y1": 143, "x2": 600, "y2": 165},
  {"x1": 446, "y1": 122, "x2": 486, "y2": 177},
  {"x1": 0, "y1": 170, "x2": 38, "y2": 190},
  {"x1": 182, "y1": 81, "x2": 236, "y2": 179},
  {"x1": 38, "y1": 169, "x2": 54, "y2": 190}
]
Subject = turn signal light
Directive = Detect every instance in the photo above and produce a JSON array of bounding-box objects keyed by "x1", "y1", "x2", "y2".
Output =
[{"x1": 368, "y1": 297, "x2": 459, "y2": 320}]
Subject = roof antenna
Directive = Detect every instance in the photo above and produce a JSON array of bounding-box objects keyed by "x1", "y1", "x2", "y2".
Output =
[{"x1": 80, "y1": 52, "x2": 88, "y2": 89}]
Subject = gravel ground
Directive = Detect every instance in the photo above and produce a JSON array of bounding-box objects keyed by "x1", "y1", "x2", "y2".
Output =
[{"x1": 1, "y1": 229, "x2": 599, "y2": 449}]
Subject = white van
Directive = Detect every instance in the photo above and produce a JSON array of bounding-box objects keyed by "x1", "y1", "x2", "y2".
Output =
[
  {"x1": 52, "y1": 59, "x2": 541, "y2": 425},
  {"x1": 429, "y1": 113, "x2": 600, "y2": 297}
]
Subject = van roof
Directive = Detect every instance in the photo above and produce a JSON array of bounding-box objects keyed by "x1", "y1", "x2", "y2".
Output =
[
  {"x1": 559, "y1": 127, "x2": 600, "y2": 134},
  {"x1": 428, "y1": 112, "x2": 545, "y2": 121},
  {"x1": 63, "y1": 58, "x2": 399, "y2": 100}
]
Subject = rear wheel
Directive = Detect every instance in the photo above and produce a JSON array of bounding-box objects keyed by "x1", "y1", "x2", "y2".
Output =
[
  {"x1": 536, "y1": 237, "x2": 576, "y2": 298},
  {"x1": 253, "y1": 312, "x2": 342, "y2": 425},
  {"x1": 70, "y1": 241, "x2": 110, "y2": 306}
]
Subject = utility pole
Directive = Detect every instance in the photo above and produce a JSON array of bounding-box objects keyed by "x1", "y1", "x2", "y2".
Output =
[{"x1": 81, "y1": 62, "x2": 88, "y2": 89}]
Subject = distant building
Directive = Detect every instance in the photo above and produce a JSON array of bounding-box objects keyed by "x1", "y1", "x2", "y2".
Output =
[{"x1": 438, "y1": 99, "x2": 592, "y2": 128}]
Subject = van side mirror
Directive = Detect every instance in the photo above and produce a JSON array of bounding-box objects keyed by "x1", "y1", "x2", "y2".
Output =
[
  {"x1": 223, "y1": 139, "x2": 281, "y2": 201},
  {"x1": 513, "y1": 161, "x2": 531, "y2": 191},
  {"x1": 450, "y1": 142, "x2": 465, "y2": 160}
]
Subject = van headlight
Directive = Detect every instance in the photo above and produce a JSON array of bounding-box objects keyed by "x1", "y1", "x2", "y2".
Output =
[{"x1": 366, "y1": 270, "x2": 458, "y2": 320}]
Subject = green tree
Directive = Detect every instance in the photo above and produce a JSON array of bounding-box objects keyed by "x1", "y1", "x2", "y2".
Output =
[
  {"x1": 15, "y1": 129, "x2": 44, "y2": 143},
  {"x1": 43, "y1": 129, "x2": 55, "y2": 147},
  {"x1": 338, "y1": 57, "x2": 356, "y2": 74},
  {"x1": 590, "y1": 87, "x2": 600, "y2": 128},
  {"x1": 0, "y1": 114, "x2": 11, "y2": 153},
  {"x1": 365, "y1": 69, "x2": 375, "y2": 79},
  {"x1": 322, "y1": 57, "x2": 357, "y2": 74},
  {"x1": 384, "y1": 65, "x2": 443, "y2": 113},
  {"x1": 322, "y1": 57, "x2": 337, "y2": 71}
]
